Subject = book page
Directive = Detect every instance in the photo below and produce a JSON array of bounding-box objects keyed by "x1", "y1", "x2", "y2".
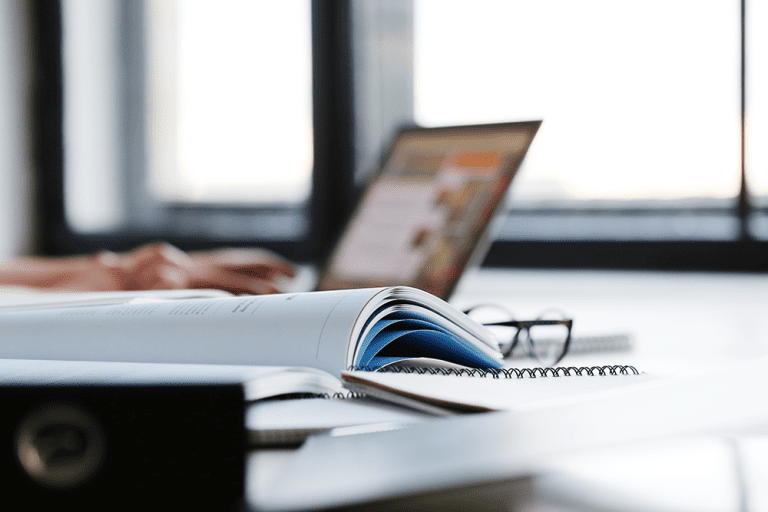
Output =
[
  {"x1": 0, "y1": 288, "x2": 384, "y2": 376},
  {"x1": 0, "y1": 289, "x2": 233, "y2": 311},
  {"x1": 0, "y1": 358, "x2": 343, "y2": 401},
  {"x1": 247, "y1": 397, "x2": 432, "y2": 447}
]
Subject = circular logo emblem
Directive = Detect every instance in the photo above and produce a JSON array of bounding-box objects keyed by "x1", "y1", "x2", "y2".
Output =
[{"x1": 15, "y1": 401, "x2": 107, "y2": 489}]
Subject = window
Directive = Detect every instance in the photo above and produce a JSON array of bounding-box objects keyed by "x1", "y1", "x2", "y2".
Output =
[
  {"x1": 414, "y1": 0, "x2": 742, "y2": 241},
  {"x1": 146, "y1": 0, "x2": 313, "y2": 206},
  {"x1": 62, "y1": 0, "x2": 123, "y2": 233},
  {"x1": 57, "y1": 0, "x2": 317, "y2": 257},
  {"x1": 35, "y1": 0, "x2": 768, "y2": 270},
  {"x1": 746, "y1": 0, "x2": 768, "y2": 237}
]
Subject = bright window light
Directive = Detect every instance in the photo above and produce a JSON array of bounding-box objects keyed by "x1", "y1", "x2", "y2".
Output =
[
  {"x1": 746, "y1": 0, "x2": 768, "y2": 203},
  {"x1": 414, "y1": 0, "x2": 741, "y2": 205},
  {"x1": 147, "y1": 0, "x2": 313, "y2": 204}
]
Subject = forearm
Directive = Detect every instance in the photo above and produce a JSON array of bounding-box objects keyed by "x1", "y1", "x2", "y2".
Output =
[
  {"x1": 0, "y1": 244, "x2": 295, "y2": 294},
  {"x1": 0, "y1": 255, "x2": 115, "y2": 291}
]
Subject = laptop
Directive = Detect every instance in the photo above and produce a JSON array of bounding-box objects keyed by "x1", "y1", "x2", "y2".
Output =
[{"x1": 315, "y1": 120, "x2": 541, "y2": 301}]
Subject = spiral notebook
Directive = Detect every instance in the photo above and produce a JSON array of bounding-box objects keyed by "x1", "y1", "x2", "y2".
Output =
[
  {"x1": 342, "y1": 364, "x2": 653, "y2": 414},
  {"x1": 254, "y1": 358, "x2": 768, "y2": 512}
]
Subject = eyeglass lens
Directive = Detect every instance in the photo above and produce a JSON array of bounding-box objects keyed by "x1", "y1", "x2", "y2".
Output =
[{"x1": 465, "y1": 305, "x2": 571, "y2": 366}]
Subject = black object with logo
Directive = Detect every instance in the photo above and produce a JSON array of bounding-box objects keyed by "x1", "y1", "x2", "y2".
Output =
[{"x1": 1, "y1": 384, "x2": 245, "y2": 511}]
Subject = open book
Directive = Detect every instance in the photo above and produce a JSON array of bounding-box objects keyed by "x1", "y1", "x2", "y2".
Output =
[{"x1": 0, "y1": 287, "x2": 503, "y2": 378}]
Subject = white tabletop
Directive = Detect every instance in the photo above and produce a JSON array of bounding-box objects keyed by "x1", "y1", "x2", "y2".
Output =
[
  {"x1": 451, "y1": 268, "x2": 768, "y2": 374},
  {"x1": 451, "y1": 269, "x2": 768, "y2": 512}
]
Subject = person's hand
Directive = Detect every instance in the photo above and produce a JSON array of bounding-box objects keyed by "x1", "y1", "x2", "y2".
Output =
[
  {"x1": 96, "y1": 243, "x2": 296, "y2": 294},
  {"x1": 186, "y1": 246, "x2": 297, "y2": 294},
  {"x1": 0, "y1": 243, "x2": 296, "y2": 294}
]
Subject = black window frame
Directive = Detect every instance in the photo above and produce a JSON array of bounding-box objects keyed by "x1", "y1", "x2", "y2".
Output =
[
  {"x1": 31, "y1": 0, "x2": 768, "y2": 271},
  {"x1": 482, "y1": 0, "x2": 768, "y2": 271},
  {"x1": 31, "y1": 0, "x2": 356, "y2": 264}
]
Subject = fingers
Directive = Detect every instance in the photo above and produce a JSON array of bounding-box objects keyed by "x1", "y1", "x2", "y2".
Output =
[
  {"x1": 190, "y1": 248, "x2": 297, "y2": 278},
  {"x1": 114, "y1": 243, "x2": 194, "y2": 291},
  {"x1": 189, "y1": 266, "x2": 286, "y2": 295},
  {"x1": 102, "y1": 243, "x2": 295, "y2": 294},
  {"x1": 127, "y1": 242, "x2": 194, "y2": 269}
]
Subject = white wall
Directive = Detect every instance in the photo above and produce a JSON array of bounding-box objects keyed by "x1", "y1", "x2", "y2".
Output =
[{"x1": 0, "y1": 0, "x2": 33, "y2": 259}]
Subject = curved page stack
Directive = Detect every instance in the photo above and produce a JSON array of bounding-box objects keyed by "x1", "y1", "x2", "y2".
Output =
[{"x1": 0, "y1": 287, "x2": 503, "y2": 376}]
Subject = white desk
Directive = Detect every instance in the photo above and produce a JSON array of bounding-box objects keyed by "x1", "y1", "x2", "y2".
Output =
[
  {"x1": 456, "y1": 269, "x2": 768, "y2": 512},
  {"x1": 248, "y1": 269, "x2": 768, "y2": 512},
  {"x1": 452, "y1": 269, "x2": 768, "y2": 373}
]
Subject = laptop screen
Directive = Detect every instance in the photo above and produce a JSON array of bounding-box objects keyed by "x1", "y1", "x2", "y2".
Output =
[{"x1": 316, "y1": 121, "x2": 541, "y2": 300}]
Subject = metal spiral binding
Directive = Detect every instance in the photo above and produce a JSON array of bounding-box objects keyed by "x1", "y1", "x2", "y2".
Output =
[
  {"x1": 348, "y1": 364, "x2": 640, "y2": 378},
  {"x1": 313, "y1": 391, "x2": 366, "y2": 399}
]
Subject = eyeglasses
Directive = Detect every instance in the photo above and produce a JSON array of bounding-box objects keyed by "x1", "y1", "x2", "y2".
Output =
[{"x1": 463, "y1": 305, "x2": 573, "y2": 366}]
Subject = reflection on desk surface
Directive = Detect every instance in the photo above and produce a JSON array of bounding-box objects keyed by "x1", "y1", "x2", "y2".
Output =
[{"x1": 527, "y1": 435, "x2": 768, "y2": 512}]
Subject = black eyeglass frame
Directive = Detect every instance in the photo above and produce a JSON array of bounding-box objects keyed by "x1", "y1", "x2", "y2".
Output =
[{"x1": 482, "y1": 318, "x2": 573, "y2": 366}]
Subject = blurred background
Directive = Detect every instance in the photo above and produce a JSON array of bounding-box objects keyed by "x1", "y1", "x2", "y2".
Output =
[{"x1": 1, "y1": 0, "x2": 766, "y2": 270}]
